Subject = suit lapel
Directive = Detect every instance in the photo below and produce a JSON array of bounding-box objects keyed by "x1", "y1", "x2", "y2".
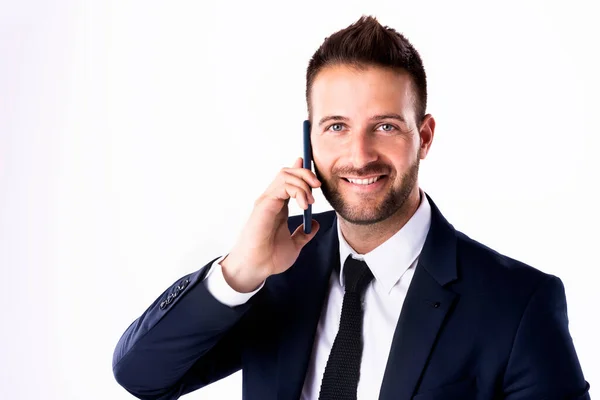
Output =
[
  {"x1": 379, "y1": 193, "x2": 459, "y2": 400},
  {"x1": 377, "y1": 266, "x2": 457, "y2": 399},
  {"x1": 276, "y1": 214, "x2": 339, "y2": 400}
]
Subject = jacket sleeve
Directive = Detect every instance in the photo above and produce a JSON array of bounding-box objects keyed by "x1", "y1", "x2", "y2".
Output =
[
  {"x1": 503, "y1": 275, "x2": 591, "y2": 399},
  {"x1": 112, "y1": 257, "x2": 261, "y2": 400}
]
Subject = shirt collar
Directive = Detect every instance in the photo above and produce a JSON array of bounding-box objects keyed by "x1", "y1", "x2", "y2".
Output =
[{"x1": 337, "y1": 188, "x2": 432, "y2": 294}]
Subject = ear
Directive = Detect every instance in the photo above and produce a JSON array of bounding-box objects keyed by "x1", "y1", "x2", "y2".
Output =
[{"x1": 418, "y1": 114, "x2": 435, "y2": 159}]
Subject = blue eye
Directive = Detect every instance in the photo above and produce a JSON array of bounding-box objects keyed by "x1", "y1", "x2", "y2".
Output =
[
  {"x1": 328, "y1": 123, "x2": 344, "y2": 132},
  {"x1": 379, "y1": 124, "x2": 395, "y2": 132}
]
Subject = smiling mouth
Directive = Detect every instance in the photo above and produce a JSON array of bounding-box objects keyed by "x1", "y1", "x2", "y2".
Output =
[{"x1": 342, "y1": 175, "x2": 386, "y2": 185}]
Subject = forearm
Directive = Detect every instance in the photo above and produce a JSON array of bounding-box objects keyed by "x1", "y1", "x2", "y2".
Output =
[{"x1": 112, "y1": 258, "x2": 253, "y2": 398}]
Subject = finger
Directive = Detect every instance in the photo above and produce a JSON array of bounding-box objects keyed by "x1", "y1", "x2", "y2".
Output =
[
  {"x1": 267, "y1": 179, "x2": 308, "y2": 207},
  {"x1": 291, "y1": 219, "x2": 320, "y2": 249},
  {"x1": 283, "y1": 165, "x2": 321, "y2": 189},
  {"x1": 283, "y1": 183, "x2": 310, "y2": 209},
  {"x1": 281, "y1": 173, "x2": 315, "y2": 203}
]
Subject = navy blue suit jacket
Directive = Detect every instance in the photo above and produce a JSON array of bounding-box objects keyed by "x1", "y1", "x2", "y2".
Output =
[{"x1": 113, "y1": 193, "x2": 590, "y2": 399}]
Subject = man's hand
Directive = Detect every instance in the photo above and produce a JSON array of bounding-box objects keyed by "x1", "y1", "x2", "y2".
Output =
[{"x1": 221, "y1": 157, "x2": 321, "y2": 293}]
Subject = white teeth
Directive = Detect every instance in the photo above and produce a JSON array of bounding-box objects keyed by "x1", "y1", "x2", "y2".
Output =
[{"x1": 347, "y1": 176, "x2": 380, "y2": 185}]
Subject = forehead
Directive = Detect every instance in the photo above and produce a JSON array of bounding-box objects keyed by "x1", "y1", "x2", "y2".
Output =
[{"x1": 310, "y1": 64, "x2": 415, "y2": 120}]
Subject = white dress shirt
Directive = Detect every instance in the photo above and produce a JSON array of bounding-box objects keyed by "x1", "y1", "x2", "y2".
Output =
[{"x1": 204, "y1": 188, "x2": 432, "y2": 400}]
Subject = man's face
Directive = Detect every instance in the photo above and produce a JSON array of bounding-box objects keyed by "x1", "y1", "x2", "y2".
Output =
[{"x1": 310, "y1": 64, "x2": 427, "y2": 225}]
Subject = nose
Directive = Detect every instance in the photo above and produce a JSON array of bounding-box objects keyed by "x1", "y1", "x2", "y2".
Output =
[{"x1": 348, "y1": 131, "x2": 378, "y2": 168}]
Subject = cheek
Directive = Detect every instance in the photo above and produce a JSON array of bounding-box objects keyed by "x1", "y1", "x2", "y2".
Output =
[
  {"x1": 388, "y1": 139, "x2": 419, "y2": 162},
  {"x1": 313, "y1": 160, "x2": 334, "y2": 181},
  {"x1": 311, "y1": 146, "x2": 334, "y2": 173}
]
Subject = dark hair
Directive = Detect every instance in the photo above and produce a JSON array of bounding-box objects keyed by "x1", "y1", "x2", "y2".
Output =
[{"x1": 305, "y1": 15, "x2": 428, "y2": 125}]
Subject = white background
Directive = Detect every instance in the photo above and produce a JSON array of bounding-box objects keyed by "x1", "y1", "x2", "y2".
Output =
[{"x1": 1, "y1": 0, "x2": 598, "y2": 399}]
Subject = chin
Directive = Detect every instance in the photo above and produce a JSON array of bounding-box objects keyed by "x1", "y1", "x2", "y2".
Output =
[
  {"x1": 336, "y1": 202, "x2": 395, "y2": 225},
  {"x1": 340, "y1": 214, "x2": 389, "y2": 225}
]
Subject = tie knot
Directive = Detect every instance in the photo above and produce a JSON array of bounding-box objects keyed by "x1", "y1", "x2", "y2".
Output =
[{"x1": 343, "y1": 256, "x2": 374, "y2": 295}]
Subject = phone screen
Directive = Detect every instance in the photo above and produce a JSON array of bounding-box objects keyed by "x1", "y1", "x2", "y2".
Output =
[{"x1": 302, "y1": 120, "x2": 312, "y2": 233}]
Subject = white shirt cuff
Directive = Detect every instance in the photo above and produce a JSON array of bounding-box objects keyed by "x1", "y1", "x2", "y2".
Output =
[{"x1": 203, "y1": 255, "x2": 265, "y2": 307}]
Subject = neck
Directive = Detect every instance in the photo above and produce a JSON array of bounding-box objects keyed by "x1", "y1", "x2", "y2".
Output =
[{"x1": 338, "y1": 188, "x2": 422, "y2": 255}]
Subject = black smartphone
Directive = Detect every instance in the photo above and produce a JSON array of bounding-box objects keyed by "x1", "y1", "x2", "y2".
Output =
[{"x1": 302, "y1": 119, "x2": 312, "y2": 234}]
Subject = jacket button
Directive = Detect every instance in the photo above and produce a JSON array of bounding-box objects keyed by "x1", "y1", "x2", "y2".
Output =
[{"x1": 179, "y1": 279, "x2": 189, "y2": 290}]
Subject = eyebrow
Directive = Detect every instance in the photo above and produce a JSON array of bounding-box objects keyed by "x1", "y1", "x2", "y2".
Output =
[{"x1": 317, "y1": 113, "x2": 406, "y2": 127}]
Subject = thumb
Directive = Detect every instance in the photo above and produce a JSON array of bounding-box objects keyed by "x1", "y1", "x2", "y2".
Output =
[{"x1": 291, "y1": 219, "x2": 320, "y2": 250}]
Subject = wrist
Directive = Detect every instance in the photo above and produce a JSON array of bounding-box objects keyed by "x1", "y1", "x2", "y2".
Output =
[{"x1": 220, "y1": 254, "x2": 267, "y2": 293}]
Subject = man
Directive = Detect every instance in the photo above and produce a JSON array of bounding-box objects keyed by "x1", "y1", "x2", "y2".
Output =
[{"x1": 112, "y1": 15, "x2": 590, "y2": 400}]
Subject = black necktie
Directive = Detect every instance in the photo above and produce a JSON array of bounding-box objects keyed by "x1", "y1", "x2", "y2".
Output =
[{"x1": 318, "y1": 255, "x2": 374, "y2": 400}]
